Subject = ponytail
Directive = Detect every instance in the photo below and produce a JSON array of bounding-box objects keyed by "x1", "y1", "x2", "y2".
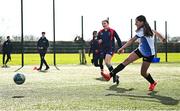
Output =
[{"x1": 143, "y1": 21, "x2": 153, "y2": 36}]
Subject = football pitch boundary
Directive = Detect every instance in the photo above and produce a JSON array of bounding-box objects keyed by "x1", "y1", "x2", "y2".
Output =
[
  {"x1": 0, "y1": 63, "x2": 180, "y2": 110},
  {"x1": 0, "y1": 53, "x2": 180, "y2": 66}
]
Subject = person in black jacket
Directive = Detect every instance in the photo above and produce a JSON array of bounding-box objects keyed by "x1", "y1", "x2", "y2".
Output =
[
  {"x1": 37, "y1": 32, "x2": 49, "y2": 70},
  {"x1": 89, "y1": 31, "x2": 104, "y2": 71},
  {"x1": 2, "y1": 36, "x2": 12, "y2": 67}
]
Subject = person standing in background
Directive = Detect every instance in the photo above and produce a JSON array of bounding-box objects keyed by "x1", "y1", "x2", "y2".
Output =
[
  {"x1": 37, "y1": 32, "x2": 49, "y2": 71},
  {"x1": 2, "y1": 36, "x2": 12, "y2": 68}
]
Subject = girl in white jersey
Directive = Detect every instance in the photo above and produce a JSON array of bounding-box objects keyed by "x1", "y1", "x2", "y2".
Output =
[{"x1": 101, "y1": 15, "x2": 166, "y2": 91}]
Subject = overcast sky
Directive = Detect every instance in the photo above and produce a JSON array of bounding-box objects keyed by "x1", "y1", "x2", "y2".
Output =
[{"x1": 0, "y1": 0, "x2": 180, "y2": 41}]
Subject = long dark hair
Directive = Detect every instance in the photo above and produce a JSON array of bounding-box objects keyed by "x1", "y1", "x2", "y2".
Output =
[
  {"x1": 92, "y1": 31, "x2": 97, "y2": 40},
  {"x1": 136, "y1": 15, "x2": 153, "y2": 37}
]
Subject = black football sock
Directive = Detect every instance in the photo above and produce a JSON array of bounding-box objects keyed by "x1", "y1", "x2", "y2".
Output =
[
  {"x1": 144, "y1": 73, "x2": 155, "y2": 84},
  {"x1": 100, "y1": 65, "x2": 104, "y2": 71},
  {"x1": 109, "y1": 66, "x2": 118, "y2": 83},
  {"x1": 110, "y1": 63, "x2": 125, "y2": 77},
  {"x1": 108, "y1": 66, "x2": 114, "y2": 72},
  {"x1": 99, "y1": 58, "x2": 104, "y2": 71},
  {"x1": 108, "y1": 65, "x2": 117, "y2": 83}
]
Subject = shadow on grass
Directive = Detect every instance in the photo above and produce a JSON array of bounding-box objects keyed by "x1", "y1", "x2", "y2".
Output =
[
  {"x1": 106, "y1": 90, "x2": 179, "y2": 105},
  {"x1": 39, "y1": 70, "x2": 48, "y2": 73},
  {"x1": 12, "y1": 96, "x2": 25, "y2": 98},
  {"x1": 14, "y1": 66, "x2": 23, "y2": 72},
  {"x1": 95, "y1": 77, "x2": 107, "y2": 81},
  {"x1": 107, "y1": 84, "x2": 135, "y2": 93},
  {"x1": 147, "y1": 91, "x2": 179, "y2": 105}
]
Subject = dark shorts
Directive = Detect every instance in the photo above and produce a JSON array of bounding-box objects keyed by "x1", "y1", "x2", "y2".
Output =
[
  {"x1": 93, "y1": 53, "x2": 100, "y2": 60},
  {"x1": 38, "y1": 49, "x2": 47, "y2": 55},
  {"x1": 134, "y1": 49, "x2": 154, "y2": 63},
  {"x1": 101, "y1": 49, "x2": 114, "y2": 59}
]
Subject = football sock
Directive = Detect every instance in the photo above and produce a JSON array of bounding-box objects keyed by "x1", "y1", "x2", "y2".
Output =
[
  {"x1": 144, "y1": 73, "x2": 155, "y2": 84},
  {"x1": 110, "y1": 63, "x2": 125, "y2": 77},
  {"x1": 99, "y1": 58, "x2": 104, "y2": 70},
  {"x1": 108, "y1": 66, "x2": 114, "y2": 72}
]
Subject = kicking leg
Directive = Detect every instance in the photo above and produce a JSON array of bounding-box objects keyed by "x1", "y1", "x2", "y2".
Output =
[
  {"x1": 111, "y1": 51, "x2": 140, "y2": 76},
  {"x1": 102, "y1": 52, "x2": 140, "y2": 81}
]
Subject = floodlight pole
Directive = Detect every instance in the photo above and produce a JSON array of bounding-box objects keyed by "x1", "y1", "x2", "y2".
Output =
[
  {"x1": 80, "y1": 16, "x2": 87, "y2": 64},
  {"x1": 21, "y1": 0, "x2": 24, "y2": 67},
  {"x1": 81, "y1": 16, "x2": 84, "y2": 41},
  {"x1": 15, "y1": 0, "x2": 24, "y2": 72},
  {"x1": 154, "y1": 21, "x2": 157, "y2": 58},
  {"x1": 53, "y1": 0, "x2": 60, "y2": 70},
  {"x1": 53, "y1": 0, "x2": 56, "y2": 66},
  {"x1": 165, "y1": 21, "x2": 168, "y2": 62}
]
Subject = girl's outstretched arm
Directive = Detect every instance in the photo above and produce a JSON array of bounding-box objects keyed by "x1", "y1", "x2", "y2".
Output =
[
  {"x1": 153, "y1": 30, "x2": 166, "y2": 43},
  {"x1": 118, "y1": 36, "x2": 138, "y2": 53}
]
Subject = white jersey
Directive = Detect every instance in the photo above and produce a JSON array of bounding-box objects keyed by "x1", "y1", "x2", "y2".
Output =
[{"x1": 135, "y1": 28, "x2": 155, "y2": 57}]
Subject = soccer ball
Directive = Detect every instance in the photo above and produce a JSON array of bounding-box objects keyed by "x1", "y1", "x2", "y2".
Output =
[{"x1": 13, "y1": 73, "x2": 26, "y2": 85}]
